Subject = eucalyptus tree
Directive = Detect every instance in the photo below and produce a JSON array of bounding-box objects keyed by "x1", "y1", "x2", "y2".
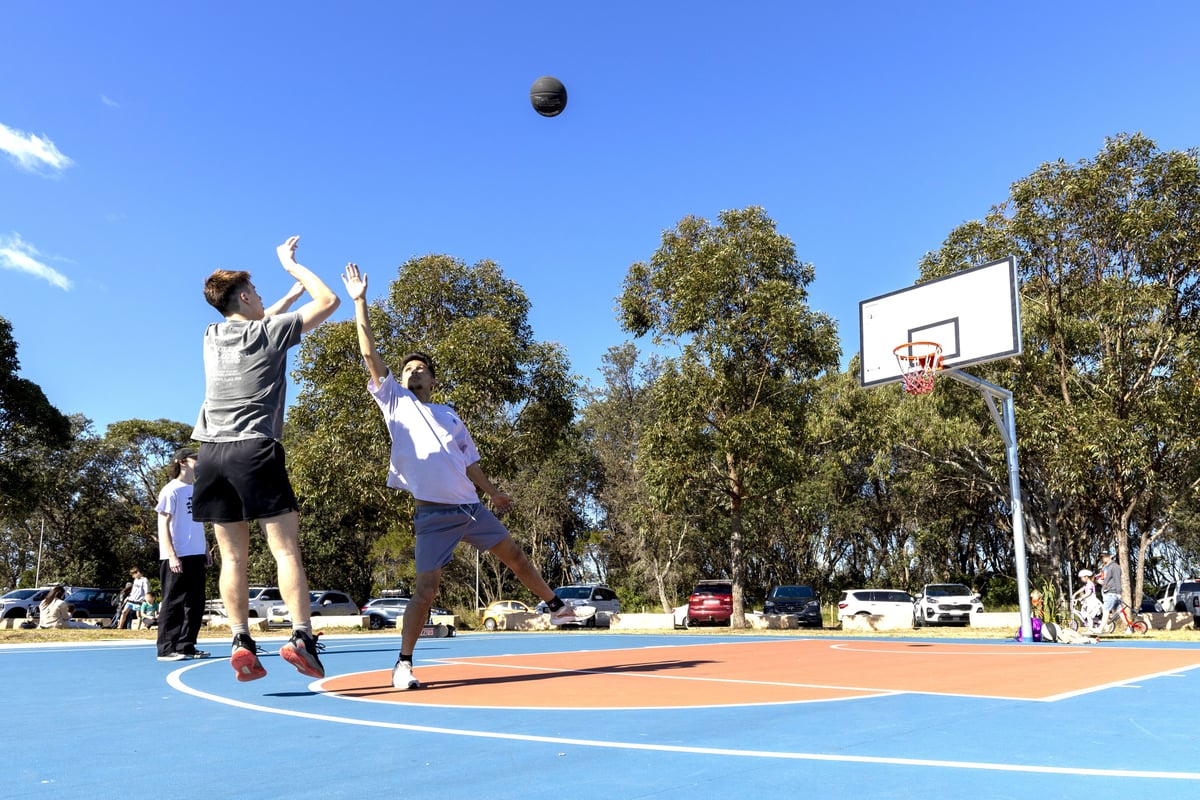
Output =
[
  {"x1": 581, "y1": 343, "x2": 697, "y2": 610},
  {"x1": 286, "y1": 254, "x2": 580, "y2": 607},
  {"x1": 1, "y1": 317, "x2": 73, "y2": 586},
  {"x1": 918, "y1": 133, "x2": 1200, "y2": 604},
  {"x1": 618, "y1": 206, "x2": 840, "y2": 626},
  {"x1": 0, "y1": 317, "x2": 71, "y2": 523}
]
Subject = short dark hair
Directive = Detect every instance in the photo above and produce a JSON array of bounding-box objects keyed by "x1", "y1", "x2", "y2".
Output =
[
  {"x1": 400, "y1": 351, "x2": 436, "y2": 378},
  {"x1": 204, "y1": 270, "x2": 252, "y2": 315}
]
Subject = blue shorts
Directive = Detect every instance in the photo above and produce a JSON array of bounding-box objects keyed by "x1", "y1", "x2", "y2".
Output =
[
  {"x1": 192, "y1": 439, "x2": 299, "y2": 523},
  {"x1": 1102, "y1": 592, "x2": 1122, "y2": 611},
  {"x1": 413, "y1": 503, "x2": 509, "y2": 573}
]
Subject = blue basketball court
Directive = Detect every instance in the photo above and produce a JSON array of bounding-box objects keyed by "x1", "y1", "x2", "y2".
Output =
[{"x1": 6, "y1": 631, "x2": 1200, "y2": 799}]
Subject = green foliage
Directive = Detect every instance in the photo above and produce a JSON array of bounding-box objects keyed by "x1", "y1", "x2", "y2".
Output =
[{"x1": 617, "y1": 206, "x2": 841, "y2": 624}]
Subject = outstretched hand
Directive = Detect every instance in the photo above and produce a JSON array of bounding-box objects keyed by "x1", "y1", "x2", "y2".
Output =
[
  {"x1": 276, "y1": 235, "x2": 301, "y2": 268},
  {"x1": 342, "y1": 263, "x2": 368, "y2": 300}
]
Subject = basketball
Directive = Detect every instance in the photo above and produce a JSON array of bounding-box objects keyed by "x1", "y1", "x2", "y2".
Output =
[{"x1": 530, "y1": 75, "x2": 567, "y2": 117}]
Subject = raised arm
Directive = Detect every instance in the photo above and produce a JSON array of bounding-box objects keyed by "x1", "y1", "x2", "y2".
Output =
[
  {"x1": 341, "y1": 263, "x2": 388, "y2": 388},
  {"x1": 275, "y1": 235, "x2": 340, "y2": 333},
  {"x1": 263, "y1": 281, "x2": 306, "y2": 317}
]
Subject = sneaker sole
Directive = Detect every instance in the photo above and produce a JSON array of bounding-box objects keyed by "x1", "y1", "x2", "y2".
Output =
[
  {"x1": 280, "y1": 643, "x2": 325, "y2": 679},
  {"x1": 231, "y1": 649, "x2": 267, "y2": 682}
]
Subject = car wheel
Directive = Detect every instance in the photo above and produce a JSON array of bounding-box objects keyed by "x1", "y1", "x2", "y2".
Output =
[
  {"x1": 368, "y1": 614, "x2": 384, "y2": 630},
  {"x1": 2, "y1": 609, "x2": 22, "y2": 619},
  {"x1": 484, "y1": 618, "x2": 497, "y2": 631},
  {"x1": 912, "y1": 613, "x2": 922, "y2": 629},
  {"x1": 585, "y1": 614, "x2": 597, "y2": 628},
  {"x1": 249, "y1": 610, "x2": 259, "y2": 618}
]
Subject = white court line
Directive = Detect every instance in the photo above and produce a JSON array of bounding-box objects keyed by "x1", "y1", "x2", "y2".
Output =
[
  {"x1": 829, "y1": 642, "x2": 1090, "y2": 656},
  {"x1": 166, "y1": 661, "x2": 1200, "y2": 781},
  {"x1": 317, "y1": 662, "x2": 901, "y2": 711}
]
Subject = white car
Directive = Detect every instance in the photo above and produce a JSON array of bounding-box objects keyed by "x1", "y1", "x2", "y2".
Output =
[
  {"x1": 837, "y1": 589, "x2": 914, "y2": 623},
  {"x1": 0, "y1": 587, "x2": 57, "y2": 621},
  {"x1": 913, "y1": 583, "x2": 984, "y2": 627},
  {"x1": 206, "y1": 586, "x2": 287, "y2": 619}
]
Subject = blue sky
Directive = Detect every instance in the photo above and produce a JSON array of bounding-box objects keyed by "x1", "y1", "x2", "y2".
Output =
[{"x1": 3, "y1": 2, "x2": 1200, "y2": 435}]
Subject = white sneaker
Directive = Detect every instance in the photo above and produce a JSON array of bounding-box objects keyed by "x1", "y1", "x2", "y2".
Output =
[
  {"x1": 550, "y1": 605, "x2": 596, "y2": 626},
  {"x1": 392, "y1": 660, "x2": 421, "y2": 690}
]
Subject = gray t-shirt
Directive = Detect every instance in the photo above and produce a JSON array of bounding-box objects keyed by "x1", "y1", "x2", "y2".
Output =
[
  {"x1": 192, "y1": 313, "x2": 304, "y2": 442},
  {"x1": 1101, "y1": 559, "x2": 1122, "y2": 596}
]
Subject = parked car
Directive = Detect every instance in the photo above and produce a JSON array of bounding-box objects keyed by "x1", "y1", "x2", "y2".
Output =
[
  {"x1": 63, "y1": 587, "x2": 121, "y2": 622},
  {"x1": 268, "y1": 590, "x2": 358, "y2": 623},
  {"x1": 1154, "y1": 580, "x2": 1200, "y2": 613},
  {"x1": 535, "y1": 584, "x2": 621, "y2": 627},
  {"x1": 837, "y1": 589, "x2": 914, "y2": 623},
  {"x1": 685, "y1": 580, "x2": 733, "y2": 626},
  {"x1": 763, "y1": 585, "x2": 822, "y2": 627},
  {"x1": 206, "y1": 586, "x2": 288, "y2": 619},
  {"x1": 362, "y1": 596, "x2": 411, "y2": 629},
  {"x1": 480, "y1": 600, "x2": 533, "y2": 630},
  {"x1": 912, "y1": 583, "x2": 984, "y2": 627},
  {"x1": 0, "y1": 587, "x2": 57, "y2": 620}
]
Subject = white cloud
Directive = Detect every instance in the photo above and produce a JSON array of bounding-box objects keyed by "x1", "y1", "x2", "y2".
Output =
[
  {"x1": 100, "y1": 95, "x2": 120, "y2": 108},
  {"x1": 0, "y1": 121, "x2": 74, "y2": 174},
  {"x1": 0, "y1": 233, "x2": 72, "y2": 290}
]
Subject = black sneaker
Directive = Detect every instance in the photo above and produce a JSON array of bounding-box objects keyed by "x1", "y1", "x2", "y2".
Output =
[
  {"x1": 231, "y1": 633, "x2": 267, "y2": 682},
  {"x1": 280, "y1": 629, "x2": 325, "y2": 679}
]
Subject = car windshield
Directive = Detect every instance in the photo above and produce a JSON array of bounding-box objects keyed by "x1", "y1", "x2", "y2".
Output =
[
  {"x1": 556, "y1": 587, "x2": 593, "y2": 600},
  {"x1": 771, "y1": 586, "x2": 814, "y2": 599},
  {"x1": 927, "y1": 584, "x2": 971, "y2": 597},
  {"x1": 693, "y1": 583, "x2": 732, "y2": 595},
  {"x1": 1181, "y1": 582, "x2": 1200, "y2": 593},
  {"x1": 2, "y1": 589, "x2": 38, "y2": 600}
]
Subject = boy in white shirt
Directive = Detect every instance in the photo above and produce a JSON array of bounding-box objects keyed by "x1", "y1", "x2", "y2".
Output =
[{"x1": 343, "y1": 263, "x2": 582, "y2": 690}]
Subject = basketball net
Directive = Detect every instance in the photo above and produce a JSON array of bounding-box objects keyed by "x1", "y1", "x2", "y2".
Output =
[{"x1": 893, "y1": 341, "x2": 944, "y2": 395}]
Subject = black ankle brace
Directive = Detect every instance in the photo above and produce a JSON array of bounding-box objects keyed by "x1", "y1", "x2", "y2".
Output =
[{"x1": 547, "y1": 597, "x2": 565, "y2": 612}]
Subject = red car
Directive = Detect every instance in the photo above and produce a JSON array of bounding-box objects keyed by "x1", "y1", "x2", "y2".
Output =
[{"x1": 685, "y1": 580, "x2": 733, "y2": 626}]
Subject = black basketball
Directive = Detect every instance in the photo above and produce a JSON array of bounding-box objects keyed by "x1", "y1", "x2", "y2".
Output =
[{"x1": 530, "y1": 76, "x2": 567, "y2": 117}]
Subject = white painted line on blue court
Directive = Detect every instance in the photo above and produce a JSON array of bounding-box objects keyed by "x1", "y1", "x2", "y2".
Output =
[{"x1": 166, "y1": 660, "x2": 1200, "y2": 781}]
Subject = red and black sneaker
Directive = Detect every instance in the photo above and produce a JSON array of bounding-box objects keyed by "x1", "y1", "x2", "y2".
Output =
[
  {"x1": 230, "y1": 633, "x2": 267, "y2": 682},
  {"x1": 280, "y1": 629, "x2": 325, "y2": 679}
]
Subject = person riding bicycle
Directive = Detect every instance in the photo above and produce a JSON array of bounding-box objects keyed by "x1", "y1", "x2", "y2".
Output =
[{"x1": 1072, "y1": 569, "x2": 1102, "y2": 630}]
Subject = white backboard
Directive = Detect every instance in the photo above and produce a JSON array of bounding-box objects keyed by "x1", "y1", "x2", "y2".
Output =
[{"x1": 859, "y1": 257, "x2": 1022, "y2": 387}]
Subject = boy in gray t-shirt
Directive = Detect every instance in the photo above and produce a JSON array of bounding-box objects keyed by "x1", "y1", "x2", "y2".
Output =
[{"x1": 191, "y1": 235, "x2": 340, "y2": 682}]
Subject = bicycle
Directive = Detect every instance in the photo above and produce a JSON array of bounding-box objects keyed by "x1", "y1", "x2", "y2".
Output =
[{"x1": 1071, "y1": 599, "x2": 1148, "y2": 635}]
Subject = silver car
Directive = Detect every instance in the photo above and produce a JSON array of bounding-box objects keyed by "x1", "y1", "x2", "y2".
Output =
[
  {"x1": 268, "y1": 590, "x2": 358, "y2": 623},
  {"x1": 535, "y1": 584, "x2": 621, "y2": 627}
]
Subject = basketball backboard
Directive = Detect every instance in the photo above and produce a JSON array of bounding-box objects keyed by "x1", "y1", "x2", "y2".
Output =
[{"x1": 859, "y1": 257, "x2": 1021, "y2": 387}]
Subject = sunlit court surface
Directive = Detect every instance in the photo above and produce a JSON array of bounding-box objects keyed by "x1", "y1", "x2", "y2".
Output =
[{"x1": 7, "y1": 632, "x2": 1200, "y2": 798}]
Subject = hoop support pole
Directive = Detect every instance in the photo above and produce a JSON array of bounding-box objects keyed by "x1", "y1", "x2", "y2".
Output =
[{"x1": 943, "y1": 369, "x2": 1033, "y2": 643}]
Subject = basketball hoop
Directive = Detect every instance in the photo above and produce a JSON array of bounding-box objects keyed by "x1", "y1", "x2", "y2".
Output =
[{"x1": 893, "y1": 341, "x2": 944, "y2": 395}]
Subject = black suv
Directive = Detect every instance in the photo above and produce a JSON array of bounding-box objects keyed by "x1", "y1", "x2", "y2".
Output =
[
  {"x1": 763, "y1": 585, "x2": 822, "y2": 627},
  {"x1": 63, "y1": 587, "x2": 121, "y2": 622}
]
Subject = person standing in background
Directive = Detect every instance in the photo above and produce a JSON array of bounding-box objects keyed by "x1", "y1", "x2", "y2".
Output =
[{"x1": 155, "y1": 447, "x2": 211, "y2": 661}]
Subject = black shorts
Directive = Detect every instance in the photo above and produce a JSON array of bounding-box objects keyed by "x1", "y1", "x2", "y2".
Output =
[{"x1": 192, "y1": 439, "x2": 299, "y2": 523}]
